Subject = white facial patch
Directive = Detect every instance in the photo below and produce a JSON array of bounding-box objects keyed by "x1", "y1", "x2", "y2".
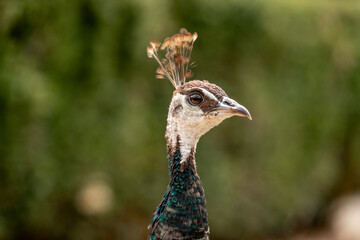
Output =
[
  {"x1": 166, "y1": 92, "x2": 232, "y2": 164},
  {"x1": 222, "y1": 96, "x2": 238, "y2": 107}
]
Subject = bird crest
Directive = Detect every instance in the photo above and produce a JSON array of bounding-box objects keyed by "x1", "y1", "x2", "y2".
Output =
[{"x1": 147, "y1": 28, "x2": 198, "y2": 89}]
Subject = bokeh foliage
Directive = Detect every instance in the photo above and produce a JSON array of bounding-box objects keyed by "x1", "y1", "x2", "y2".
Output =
[{"x1": 1, "y1": 0, "x2": 360, "y2": 239}]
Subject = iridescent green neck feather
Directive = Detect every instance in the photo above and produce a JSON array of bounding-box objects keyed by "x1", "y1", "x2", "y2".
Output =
[{"x1": 148, "y1": 137, "x2": 209, "y2": 240}]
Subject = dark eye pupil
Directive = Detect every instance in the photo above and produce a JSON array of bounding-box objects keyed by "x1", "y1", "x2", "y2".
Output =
[{"x1": 190, "y1": 94, "x2": 203, "y2": 105}]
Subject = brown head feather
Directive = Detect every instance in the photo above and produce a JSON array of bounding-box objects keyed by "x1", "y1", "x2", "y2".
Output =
[{"x1": 174, "y1": 80, "x2": 228, "y2": 101}]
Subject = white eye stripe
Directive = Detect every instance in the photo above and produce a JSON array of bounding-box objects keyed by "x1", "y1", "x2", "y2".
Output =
[{"x1": 199, "y1": 88, "x2": 218, "y2": 101}]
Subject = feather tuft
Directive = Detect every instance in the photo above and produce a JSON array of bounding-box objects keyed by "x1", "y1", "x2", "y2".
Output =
[
  {"x1": 147, "y1": 46, "x2": 154, "y2": 58},
  {"x1": 147, "y1": 28, "x2": 198, "y2": 88}
]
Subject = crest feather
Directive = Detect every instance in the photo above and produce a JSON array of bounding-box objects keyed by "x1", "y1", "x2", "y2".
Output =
[{"x1": 147, "y1": 28, "x2": 197, "y2": 88}]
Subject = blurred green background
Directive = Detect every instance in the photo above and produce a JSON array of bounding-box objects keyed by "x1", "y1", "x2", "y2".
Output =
[{"x1": 1, "y1": 0, "x2": 360, "y2": 239}]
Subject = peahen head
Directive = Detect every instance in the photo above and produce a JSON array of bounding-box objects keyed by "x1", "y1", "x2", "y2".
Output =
[
  {"x1": 147, "y1": 29, "x2": 251, "y2": 161},
  {"x1": 166, "y1": 80, "x2": 251, "y2": 158}
]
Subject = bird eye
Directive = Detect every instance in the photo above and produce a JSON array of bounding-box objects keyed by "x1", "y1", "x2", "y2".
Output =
[{"x1": 189, "y1": 93, "x2": 203, "y2": 105}]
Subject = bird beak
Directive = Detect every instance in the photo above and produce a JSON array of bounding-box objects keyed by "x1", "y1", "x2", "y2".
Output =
[{"x1": 214, "y1": 96, "x2": 252, "y2": 120}]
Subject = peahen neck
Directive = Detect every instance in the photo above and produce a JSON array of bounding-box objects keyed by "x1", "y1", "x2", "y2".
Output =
[{"x1": 148, "y1": 136, "x2": 209, "y2": 239}]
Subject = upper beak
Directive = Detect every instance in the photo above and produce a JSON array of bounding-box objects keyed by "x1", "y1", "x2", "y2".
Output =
[{"x1": 213, "y1": 96, "x2": 252, "y2": 120}]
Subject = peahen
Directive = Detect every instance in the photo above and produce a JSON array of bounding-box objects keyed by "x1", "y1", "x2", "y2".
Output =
[{"x1": 147, "y1": 29, "x2": 252, "y2": 240}]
